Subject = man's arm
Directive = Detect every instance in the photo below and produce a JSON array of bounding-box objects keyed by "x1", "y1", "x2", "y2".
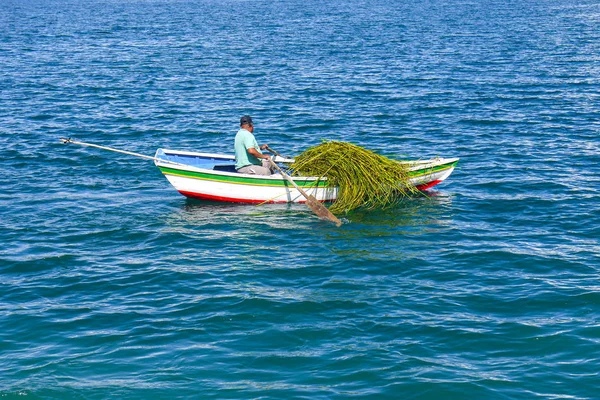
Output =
[{"x1": 247, "y1": 147, "x2": 270, "y2": 160}]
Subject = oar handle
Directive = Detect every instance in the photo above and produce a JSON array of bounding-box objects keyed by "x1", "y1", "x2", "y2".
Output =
[{"x1": 265, "y1": 145, "x2": 282, "y2": 157}]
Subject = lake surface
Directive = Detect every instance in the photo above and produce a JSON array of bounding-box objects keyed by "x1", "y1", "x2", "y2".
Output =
[{"x1": 1, "y1": 0, "x2": 599, "y2": 398}]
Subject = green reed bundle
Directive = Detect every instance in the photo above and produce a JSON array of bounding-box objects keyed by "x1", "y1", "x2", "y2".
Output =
[{"x1": 291, "y1": 141, "x2": 420, "y2": 214}]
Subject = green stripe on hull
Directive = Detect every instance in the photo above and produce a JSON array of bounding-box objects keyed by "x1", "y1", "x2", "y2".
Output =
[
  {"x1": 159, "y1": 159, "x2": 457, "y2": 188},
  {"x1": 408, "y1": 160, "x2": 458, "y2": 178},
  {"x1": 158, "y1": 166, "x2": 329, "y2": 188}
]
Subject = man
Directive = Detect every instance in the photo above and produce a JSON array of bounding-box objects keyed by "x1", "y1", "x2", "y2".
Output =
[{"x1": 234, "y1": 115, "x2": 273, "y2": 175}]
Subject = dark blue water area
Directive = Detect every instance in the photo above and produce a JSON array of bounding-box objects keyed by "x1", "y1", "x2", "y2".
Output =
[{"x1": 1, "y1": 0, "x2": 599, "y2": 398}]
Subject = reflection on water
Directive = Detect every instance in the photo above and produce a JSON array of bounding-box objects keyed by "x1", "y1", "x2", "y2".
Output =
[
  {"x1": 163, "y1": 198, "x2": 326, "y2": 234},
  {"x1": 163, "y1": 191, "x2": 455, "y2": 237},
  {"x1": 326, "y1": 192, "x2": 456, "y2": 261},
  {"x1": 157, "y1": 195, "x2": 460, "y2": 280},
  {"x1": 340, "y1": 191, "x2": 454, "y2": 231}
]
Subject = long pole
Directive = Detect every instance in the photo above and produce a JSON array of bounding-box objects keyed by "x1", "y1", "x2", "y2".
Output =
[{"x1": 59, "y1": 138, "x2": 190, "y2": 168}]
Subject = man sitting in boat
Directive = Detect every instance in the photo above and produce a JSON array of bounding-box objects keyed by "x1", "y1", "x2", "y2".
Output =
[{"x1": 234, "y1": 115, "x2": 273, "y2": 175}]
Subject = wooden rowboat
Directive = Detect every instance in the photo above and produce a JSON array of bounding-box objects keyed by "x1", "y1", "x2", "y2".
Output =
[{"x1": 154, "y1": 149, "x2": 459, "y2": 204}]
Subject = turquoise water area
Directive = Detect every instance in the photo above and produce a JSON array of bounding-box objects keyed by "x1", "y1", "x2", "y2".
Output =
[{"x1": 1, "y1": 0, "x2": 599, "y2": 398}]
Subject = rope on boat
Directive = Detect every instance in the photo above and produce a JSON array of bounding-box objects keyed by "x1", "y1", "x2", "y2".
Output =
[
  {"x1": 255, "y1": 192, "x2": 288, "y2": 207},
  {"x1": 255, "y1": 178, "x2": 321, "y2": 207},
  {"x1": 59, "y1": 138, "x2": 189, "y2": 168}
]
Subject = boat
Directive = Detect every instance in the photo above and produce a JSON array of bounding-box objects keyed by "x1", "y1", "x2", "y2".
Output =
[{"x1": 154, "y1": 149, "x2": 459, "y2": 204}]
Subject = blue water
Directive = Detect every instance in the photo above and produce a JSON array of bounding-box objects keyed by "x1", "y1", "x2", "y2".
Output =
[{"x1": 1, "y1": 0, "x2": 599, "y2": 398}]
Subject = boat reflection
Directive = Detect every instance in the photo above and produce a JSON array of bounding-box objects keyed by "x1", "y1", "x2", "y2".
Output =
[
  {"x1": 164, "y1": 198, "x2": 324, "y2": 232},
  {"x1": 159, "y1": 192, "x2": 456, "y2": 268},
  {"x1": 164, "y1": 191, "x2": 454, "y2": 233},
  {"x1": 325, "y1": 191, "x2": 456, "y2": 261},
  {"x1": 341, "y1": 191, "x2": 454, "y2": 231}
]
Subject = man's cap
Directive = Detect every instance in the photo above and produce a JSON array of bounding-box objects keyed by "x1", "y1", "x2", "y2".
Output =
[{"x1": 240, "y1": 115, "x2": 253, "y2": 126}]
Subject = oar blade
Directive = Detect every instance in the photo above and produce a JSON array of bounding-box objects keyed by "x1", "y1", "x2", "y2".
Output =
[
  {"x1": 268, "y1": 155, "x2": 342, "y2": 227},
  {"x1": 306, "y1": 195, "x2": 343, "y2": 227}
]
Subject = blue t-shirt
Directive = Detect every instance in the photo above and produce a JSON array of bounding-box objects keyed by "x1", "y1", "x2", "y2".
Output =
[{"x1": 234, "y1": 128, "x2": 262, "y2": 170}]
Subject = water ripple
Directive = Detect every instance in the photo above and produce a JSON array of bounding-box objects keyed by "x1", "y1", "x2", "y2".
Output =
[{"x1": 1, "y1": 0, "x2": 600, "y2": 398}]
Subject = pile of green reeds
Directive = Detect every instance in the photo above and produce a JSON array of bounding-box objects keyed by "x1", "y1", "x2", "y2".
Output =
[{"x1": 290, "y1": 141, "x2": 420, "y2": 214}]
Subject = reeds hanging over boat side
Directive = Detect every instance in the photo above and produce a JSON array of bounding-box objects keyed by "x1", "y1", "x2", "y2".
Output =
[{"x1": 290, "y1": 141, "x2": 421, "y2": 214}]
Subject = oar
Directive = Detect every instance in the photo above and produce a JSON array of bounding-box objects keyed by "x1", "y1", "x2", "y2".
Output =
[
  {"x1": 265, "y1": 146, "x2": 284, "y2": 158},
  {"x1": 266, "y1": 147, "x2": 342, "y2": 227},
  {"x1": 59, "y1": 138, "x2": 190, "y2": 168}
]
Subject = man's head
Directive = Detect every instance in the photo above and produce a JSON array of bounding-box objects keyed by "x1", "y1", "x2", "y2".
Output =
[{"x1": 240, "y1": 115, "x2": 253, "y2": 131}]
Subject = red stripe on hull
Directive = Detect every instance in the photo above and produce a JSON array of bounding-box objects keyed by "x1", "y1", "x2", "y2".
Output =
[
  {"x1": 178, "y1": 190, "x2": 307, "y2": 204},
  {"x1": 415, "y1": 180, "x2": 442, "y2": 190},
  {"x1": 179, "y1": 181, "x2": 442, "y2": 204}
]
